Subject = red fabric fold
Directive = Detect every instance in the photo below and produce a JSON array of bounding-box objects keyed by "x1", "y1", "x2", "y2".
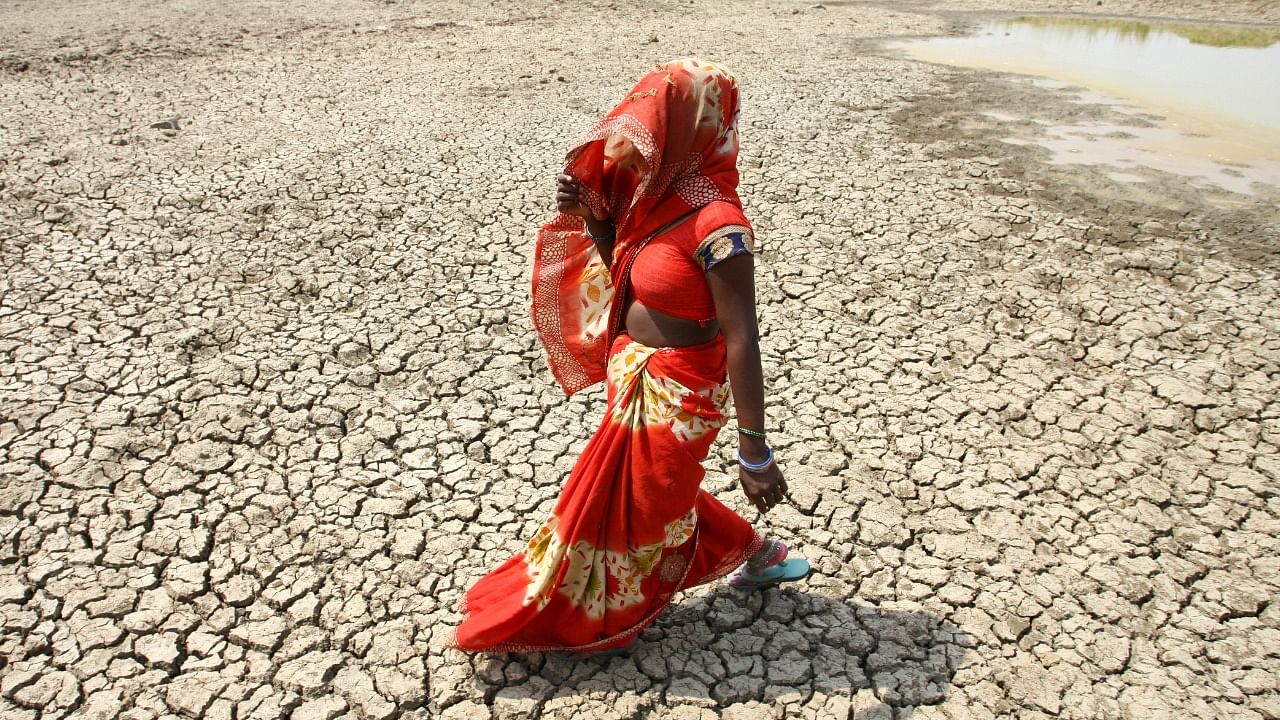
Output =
[
  {"x1": 450, "y1": 334, "x2": 762, "y2": 652},
  {"x1": 532, "y1": 58, "x2": 746, "y2": 395}
]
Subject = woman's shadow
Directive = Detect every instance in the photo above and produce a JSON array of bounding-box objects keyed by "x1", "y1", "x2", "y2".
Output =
[{"x1": 471, "y1": 583, "x2": 972, "y2": 716}]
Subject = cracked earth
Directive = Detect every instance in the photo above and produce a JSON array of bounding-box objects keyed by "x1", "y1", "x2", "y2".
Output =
[{"x1": 2, "y1": 0, "x2": 1278, "y2": 718}]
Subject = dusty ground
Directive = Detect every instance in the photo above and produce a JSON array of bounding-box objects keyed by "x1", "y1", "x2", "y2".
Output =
[{"x1": 2, "y1": 0, "x2": 1278, "y2": 718}]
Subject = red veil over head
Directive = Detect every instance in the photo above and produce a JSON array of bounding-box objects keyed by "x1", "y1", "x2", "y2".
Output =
[{"x1": 531, "y1": 59, "x2": 745, "y2": 395}]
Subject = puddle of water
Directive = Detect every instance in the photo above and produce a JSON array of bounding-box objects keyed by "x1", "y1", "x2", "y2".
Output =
[
  {"x1": 1002, "y1": 118, "x2": 1280, "y2": 195},
  {"x1": 890, "y1": 16, "x2": 1280, "y2": 195}
]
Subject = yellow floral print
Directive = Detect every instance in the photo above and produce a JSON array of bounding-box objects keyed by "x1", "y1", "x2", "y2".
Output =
[
  {"x1": 521, "y1": 509, "x2": 699, "y2": 619},
  {"x1": 578, "y1": 254, "x2": 614, "y2": 343},
  {"x1": 521, "y1": 517, "x2": 568, "y2": 612},
  {"x1": 607, "y1": 341, "x2": 728, "y2": 443}
]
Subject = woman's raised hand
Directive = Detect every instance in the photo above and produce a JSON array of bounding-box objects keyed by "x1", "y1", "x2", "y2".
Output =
[{"x1": 556, "y1": 174, "x2": 597, "y2": 220}]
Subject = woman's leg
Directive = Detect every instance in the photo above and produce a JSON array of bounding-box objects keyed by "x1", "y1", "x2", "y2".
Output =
[{"x1": 679, "y1": 490, "x2": 763, "y2": 589}]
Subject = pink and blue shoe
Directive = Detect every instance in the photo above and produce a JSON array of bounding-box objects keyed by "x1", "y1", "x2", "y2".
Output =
[{"x1": 728, "y1": 540, "x2": 810, "y2": 591}]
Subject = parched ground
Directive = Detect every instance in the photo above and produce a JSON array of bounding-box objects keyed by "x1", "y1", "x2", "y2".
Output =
[{"x1": 1, "y1": 0, "x2": 1278, "y2": 718}]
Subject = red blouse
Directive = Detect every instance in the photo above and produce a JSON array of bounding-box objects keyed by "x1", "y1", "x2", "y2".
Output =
[{"x1": 629, "y1": 201, "x2": 755, "y2": 322}]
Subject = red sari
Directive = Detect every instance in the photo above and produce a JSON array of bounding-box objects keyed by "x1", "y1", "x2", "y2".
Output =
[{"x1": 451, "y1": 59, "x2": 762, "y2": 653}]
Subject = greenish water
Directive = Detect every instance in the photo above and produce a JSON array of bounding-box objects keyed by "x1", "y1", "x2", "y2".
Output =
[
  {"x1": 1011, "y1": 15, "x2": 1280, "y2": 49},
  {"x1": 890, "y1": 16, "x2": 1280, "y2": 194}
]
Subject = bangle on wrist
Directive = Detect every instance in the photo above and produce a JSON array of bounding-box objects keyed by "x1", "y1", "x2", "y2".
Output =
[
  {"x1": 585, "y1": 221, "x2": 615, "y2": 242},
  {"x1": 737, "y1": 427, "x2": 768, "y2": 440},
  {"x1": 738, "y1": 446, "x2": 774, "y2": 474}
]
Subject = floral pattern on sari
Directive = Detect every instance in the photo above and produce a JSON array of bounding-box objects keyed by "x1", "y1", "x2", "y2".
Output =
[
  {"x1": 521, "y1": 516, "x2": 568, "y2": 612},
  {"x1": 451, "y1": 333, "x2": 762, "y2": 652},
  {"x1": 579, "y1": 253, "x2": 614, "y2": 342},
  {"x1": 521, "y1": 508, "x2": 699, "y2": 619},
  {"x1": 607, "y1": 340, "x2": 730, "y2": 443}
]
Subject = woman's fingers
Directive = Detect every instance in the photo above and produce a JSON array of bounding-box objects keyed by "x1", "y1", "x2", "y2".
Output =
[
  {"x1": 556, "y1": 174, "x2": 590, "y2": 217},
  {"x1": 741, "y1": 466, "x2": 789, "y2": 514},
  {"x1": 741, "y1": 469, "x2": 770, "y2": 513},
  {"x1": 556, "y1": 191, "x2": 586, "y2": 215}
]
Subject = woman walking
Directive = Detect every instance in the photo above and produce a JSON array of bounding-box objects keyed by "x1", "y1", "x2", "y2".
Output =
[{"x1": 450, "y1": 58, "x2": 806, "y2": 654}]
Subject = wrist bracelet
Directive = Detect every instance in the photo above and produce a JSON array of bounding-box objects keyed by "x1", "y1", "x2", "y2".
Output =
[
  {"x1": 738, "y1": 446, "x2": 774, "y2": 473},
  {"x1": 586, "y1": 222, "x2": 615, "y2": 242},
  {"x1": 737, "y1": 427, "x2": 768, "y2": 440}
]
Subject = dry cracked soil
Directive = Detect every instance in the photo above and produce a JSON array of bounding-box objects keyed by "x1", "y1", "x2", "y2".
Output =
[{"x1": 1, "y1": 0, "x2": 1278, "y2": 719}]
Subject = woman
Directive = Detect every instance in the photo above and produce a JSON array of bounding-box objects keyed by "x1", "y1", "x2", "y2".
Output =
[{"x1": 450, "y1": 58, "x2": 806, "y2": 654}]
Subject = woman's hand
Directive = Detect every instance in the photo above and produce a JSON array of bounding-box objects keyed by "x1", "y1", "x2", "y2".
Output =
[
  {"x1": 556, "y1": 174, "x2": 605, "y2": 221},
  {"x1": 739, "y1": 451, "x2": 787, "y2": 514},
  {"x1": 558, "y1": 174, "x2": 615, "y2": 265}
]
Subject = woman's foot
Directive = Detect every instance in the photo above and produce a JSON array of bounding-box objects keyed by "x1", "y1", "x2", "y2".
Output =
[
  {"x1": 746, "y1": 538, "x2": 788, "y2": 573},
  {"x1": 729, "y1": 539, "x2": 810, "y2": 590}
]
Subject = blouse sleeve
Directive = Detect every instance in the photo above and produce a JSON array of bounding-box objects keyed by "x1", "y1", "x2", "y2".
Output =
[{"x1": 694, "y1": 224, "x2": 755, "y2": 271}]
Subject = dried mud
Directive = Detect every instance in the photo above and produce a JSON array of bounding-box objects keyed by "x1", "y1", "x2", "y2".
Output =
[{"x1": 1, "y1": 1, "x2": 1277, "y2": 719}]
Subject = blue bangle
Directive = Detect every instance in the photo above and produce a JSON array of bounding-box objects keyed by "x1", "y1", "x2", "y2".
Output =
[{"x1": 738, "y1": 446, "x2": 774, "y2": 473}]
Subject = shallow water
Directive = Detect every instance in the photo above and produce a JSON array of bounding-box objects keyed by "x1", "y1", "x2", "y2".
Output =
[{"x1": 890, "y1": 16, "x2": 1280, "y2": 195}]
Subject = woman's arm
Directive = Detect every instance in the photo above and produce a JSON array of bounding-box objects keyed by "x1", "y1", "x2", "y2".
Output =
[
  {"x1": 707, "y1": 254, "x2": 788, "y2": 514},
  {"x1": 584, "y1": 217, "x2": 615, "y2": 268},
  {"x1": 556, "y1": 174, "x2": 615, "y2": 267}
]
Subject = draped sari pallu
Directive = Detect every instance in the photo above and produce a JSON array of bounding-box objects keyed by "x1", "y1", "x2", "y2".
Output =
[{"x1": 450, "y1": 333, "x2": 762, "y2": 652}]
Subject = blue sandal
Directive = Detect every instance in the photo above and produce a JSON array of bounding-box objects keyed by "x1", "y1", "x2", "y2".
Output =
[{"x1": 728, "y1": 557, "x2": 811, "y2": 591}]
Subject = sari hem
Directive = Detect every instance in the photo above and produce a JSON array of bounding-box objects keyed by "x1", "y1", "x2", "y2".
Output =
[{"x1": 445, "y1": 529, "x2": 764, "y2": 654}]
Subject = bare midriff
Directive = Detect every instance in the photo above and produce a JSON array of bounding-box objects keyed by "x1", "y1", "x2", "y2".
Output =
[{"x1": 624, "y1": 299, "x2": 719, "y2": 348}]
